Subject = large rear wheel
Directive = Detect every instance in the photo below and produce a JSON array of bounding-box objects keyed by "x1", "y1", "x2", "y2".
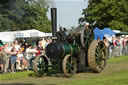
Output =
[{"x1": 88, "y1": 40, "x2": 107, "y2": 73}]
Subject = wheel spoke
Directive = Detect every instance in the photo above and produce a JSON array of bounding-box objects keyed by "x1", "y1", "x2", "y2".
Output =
[
  {"x1": 95, "y1": 56, "x2": 99, "y2": 60},
  {"x1": 100, "y1": 48, "x2": 104, "y2": 53}
]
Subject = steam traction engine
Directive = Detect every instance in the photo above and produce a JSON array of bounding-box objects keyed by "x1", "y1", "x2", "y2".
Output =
[{"x1": 33, "y1": 8, "x2": 107, "y2": 77}]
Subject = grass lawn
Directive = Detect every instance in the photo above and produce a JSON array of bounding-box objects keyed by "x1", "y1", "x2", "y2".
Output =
[
  {"x1": 108, "y1": 55, "x2": 128, "y2": 64},
  {"x1": 0, "y1": 71, "x2": 34, "y2": 80},
  {"x1": 60, "y1": 71, "x2": 128, "y2": 85}
]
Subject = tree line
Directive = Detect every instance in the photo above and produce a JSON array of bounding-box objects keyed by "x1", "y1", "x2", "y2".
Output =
[
  {"x1": 0, "y1": 0, "x2": 51, "y2": 32},
  {"x1": 79, "y1": 0, "x2": 128, "y2": 32}
]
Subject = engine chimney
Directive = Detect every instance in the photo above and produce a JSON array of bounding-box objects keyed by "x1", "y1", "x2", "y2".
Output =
[{"x1": 51, "y1": 8, "x2": 57, "y2": 41}]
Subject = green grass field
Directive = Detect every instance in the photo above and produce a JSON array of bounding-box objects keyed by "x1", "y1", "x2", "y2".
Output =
[
  {"x1": 60, "y1": 70, "x2": 128, "y2": 85},
  {"x1": 0, "y1": 71, "x2": 34, "y2": 80},
  {"x1": 108, "y1": 55, "x2": 128, "y2": 64}
]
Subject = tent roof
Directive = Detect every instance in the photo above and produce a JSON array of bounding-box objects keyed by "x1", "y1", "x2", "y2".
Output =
[
  {"x1": 101, "y1": 28, "x2": 116, "y2": 37},
  {"x1": 0, "y1": 29, "x2": 47, "y2": 42},
  {"x1": 116, "y1": 32, "x2": 128, "y2": 35},
  {"x1": 93, "y1": 27, "x2": 103, "y2": 36}
]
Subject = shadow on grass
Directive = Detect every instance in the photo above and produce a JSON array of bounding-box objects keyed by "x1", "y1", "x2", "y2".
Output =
[
  {"x1": 0, "y1": 83, "x2": 35, "y2": 85},
  {"x1": 28, "y1": 69, "x2": 64, "y2": 78},
  {"x1": 29, "y1": 67, "x2": 93, "y2": 78}
]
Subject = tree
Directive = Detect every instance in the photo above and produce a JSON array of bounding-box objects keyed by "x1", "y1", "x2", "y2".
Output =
[
  {"x1": 80, "y1": 0, "x2": 128, "y2": 31},
  {"x1": 0, "y1": 0, "x2": 51, "y2": 32}
]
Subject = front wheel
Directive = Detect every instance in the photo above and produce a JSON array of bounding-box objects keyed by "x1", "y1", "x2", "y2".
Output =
[
  {"x1": 33, "y1": 55, "x2": 48, "y2": 77},
  {"x1": 62, "y1": 54, "x2": 77, "y2": 77}
]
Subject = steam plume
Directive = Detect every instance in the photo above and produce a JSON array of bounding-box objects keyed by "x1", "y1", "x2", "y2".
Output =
[{"x1": 45, "y1": 0, "x2": 56, "y2": 8}]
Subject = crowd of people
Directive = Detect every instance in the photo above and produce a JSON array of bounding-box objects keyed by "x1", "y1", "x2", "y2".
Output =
[
  {"x1": 103, "y1": 35, "x2": 128, "y2": 58},
  {"x1": 0, "y1": 38, "x2": 52, "y2": 74}
]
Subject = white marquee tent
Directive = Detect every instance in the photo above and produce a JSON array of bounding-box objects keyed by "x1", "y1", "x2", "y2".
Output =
[{"x1": 0, "y1": 29, "x2": 52, "y2": 42}]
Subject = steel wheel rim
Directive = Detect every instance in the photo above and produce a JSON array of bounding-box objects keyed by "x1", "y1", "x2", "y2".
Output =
[
  {"x1": 63, "y1": 54, "x2": 77, "y2": 77},
  {"x1": 95, "y1": 42, "x2": 107, "y2": 71}
]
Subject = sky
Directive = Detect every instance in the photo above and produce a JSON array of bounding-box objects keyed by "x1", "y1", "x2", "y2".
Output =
[{"x1": 47, "y1": 0, "x2": 88, "y2": 30}]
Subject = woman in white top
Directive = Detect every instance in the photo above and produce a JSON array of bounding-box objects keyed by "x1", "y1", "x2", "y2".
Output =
[{"x1": 17, "y1": 48, "x2": 28, "y2": 69}]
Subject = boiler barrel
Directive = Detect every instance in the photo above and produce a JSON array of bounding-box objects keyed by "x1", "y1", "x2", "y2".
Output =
[{"x1": 46, "y1": 42, "x2": 80, "y2": 59}]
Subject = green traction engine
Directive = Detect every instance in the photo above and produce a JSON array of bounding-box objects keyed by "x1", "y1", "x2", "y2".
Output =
[{"x1": 33, "y1": 8, "x2": 108, "y2": 77}]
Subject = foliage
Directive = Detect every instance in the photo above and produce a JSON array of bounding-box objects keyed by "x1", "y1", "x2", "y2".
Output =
[
  {"x1": 0, "y1": 0, "x2": 51, "y2": 32},
  {"x1": 80, "y1": 0, "x2": 128, "y2": 31}
]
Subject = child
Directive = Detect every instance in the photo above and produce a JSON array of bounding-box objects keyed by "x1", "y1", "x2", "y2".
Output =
[
  {"x1": 17, "y1": 48, "x2": 28, "y2": 70},
  {"x1": 10, "y1": 47, "x2": 21, "y2": 73}
]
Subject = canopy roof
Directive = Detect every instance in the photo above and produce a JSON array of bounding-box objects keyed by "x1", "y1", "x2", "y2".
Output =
[
  {"x1": 101, "y1": 28, "x2": 116, "y2": 37},
  {"x1": 116, "y1": 32, "x2": 128, "y2": 35},
  {"x1": 93, "y1": 27, "x2": 104, "y2": 40},
  {"x1": 93, "y1": 27, "x2": 116, "y2": 40},
  {"x1": 0, "y1": 29, "x2": 51, "y2": 42}
]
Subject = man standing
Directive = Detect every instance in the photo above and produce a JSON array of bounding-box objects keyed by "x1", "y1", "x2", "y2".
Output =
[
  {"x1": 4, "y1": 42, "x2": 11, "y2": 73},
  {"x1": 42, "y1": 38, "x2": 46, "y2": 49},
  {"x1": 0, "y1": 43, "x2": 10, "y2": 73},
  {"x1": 0, "y1": 45, "x2": 4, "y2": 73}
]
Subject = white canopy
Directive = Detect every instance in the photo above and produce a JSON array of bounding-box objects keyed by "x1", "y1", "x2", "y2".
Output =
[{"x1": 0, "y1": 29, "x2": 50, "y2": 42}]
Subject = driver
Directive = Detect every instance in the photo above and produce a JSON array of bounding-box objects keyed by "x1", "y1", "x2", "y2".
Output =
[{"x1": 73, "y1": 22, "x2": 90, "y2": 35}]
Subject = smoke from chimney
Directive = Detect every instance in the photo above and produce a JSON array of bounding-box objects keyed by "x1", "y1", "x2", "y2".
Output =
[{"x1": 46, "y1": 0, "x2": 56, "y2": 8}]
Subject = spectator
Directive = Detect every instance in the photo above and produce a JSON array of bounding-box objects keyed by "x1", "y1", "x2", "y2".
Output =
[
  {"x1": 30, "y1": 45, "x2": 38, "y2": 68},
  {"x1": 97, "y1": 37, "x2": 100, "y2": 40},
  {"x1": 14, "y1": 40, "x2": 20, "y2": 51},
  {"x1": 9, "y1": 43, "x2": 15, "y2": 52},
  {"x1": 49, "y1": 38, "x2": 52, "y2": 43},
  {"x1": 23, "y1": 42, "x2": 29, "y2": 52},
  {"x1": 42, "y1": 38, "x2": 46, "y2": 49},
  {"x1": 0, "y1": 57, "x2": 4, "y2": 73},
  {"x1": 112, "y1": 36, "x2": 117, "y2": 46},
  {"x1": 111, "y1": 36, "x2": 120, "y2": 57},
  {"x1": 17, "y1": 48, "x2": 28, "y2": 70},
  {"x1": 10, "y1": 47, "x2": 17, "y2": 73},
  {"x1": 103, "y1": 37, "x2": 109, "y2": 47},
  {"x1": 123, "y1": 36, "x2": 127, "y2": 54},
  {"x1": 117, "y1": 37, "x2": 123, "y2": 56},
  {"x1": 4, "y1": 42, "x2": 11, "y2": 73},
  {"x1": 32, "y1": 45, "x2": 38, "y2": 57},
  {"x1": 25, "y1": 45, "x2": 34, "y2": 69},
  {"x1": 0, "y1": 46, "x2": 4, "y2": 73},
  {"x1": 25, "y1": 45, "x2": 33, "y2": 60},
  {"x1": 45, "y1": 39, "x2": 50, "y2": 48},
  {"x1": 103, "y1": 37, "x2": 109, "y2": 58},
  {"x1": 37, "y1": 41, "x2": 44, "y2": 56}
]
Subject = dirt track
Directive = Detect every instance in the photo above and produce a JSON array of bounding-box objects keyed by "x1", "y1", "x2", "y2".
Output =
[{"x1": 1, "y1": 61, "x2": 128, "y2": 85}]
